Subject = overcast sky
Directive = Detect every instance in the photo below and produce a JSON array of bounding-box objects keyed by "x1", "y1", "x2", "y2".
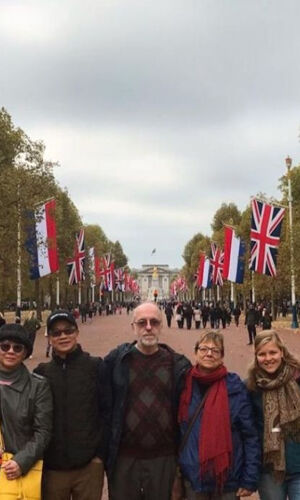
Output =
[{"x1": 1, "y1": 0, "x2": 300, "y2": 269}]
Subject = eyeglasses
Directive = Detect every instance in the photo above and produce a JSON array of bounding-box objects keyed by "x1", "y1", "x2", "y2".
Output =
[
  {"x1": 196, "y1": 346, "x2": 222, "y2": 357},
  {"x1": 133, "y1": 318, "x2": 161, "y2": 328},
  {"x1": 0, "y1": 342, "x2": 25, "y2": 354},
  {"x1": 49, "y1": 327, "x2": 77, "y2": 338}
]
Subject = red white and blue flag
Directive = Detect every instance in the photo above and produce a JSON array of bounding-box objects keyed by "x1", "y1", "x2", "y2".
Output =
[
  {"x1": 210, "y1": 243, "x2": 224, "y2": 286},
  {"x1": 114, "y1": 267, "x2": 124, "y2": 291},
  {"x1": 223, "y1": 227, "x2": 245, "y2": 284},
  {"x1": 195, "y1": 254, "x2": 211, "y2": 289},
  {"x1": 97, "y1": 254, "x2": 115, "y2": 291},
  {"x1": 249, "y1": 199, "x2": 285, "y2": 277},
  {"x1": 67, "y1": 229, "x2": 85, "y2": 285},
  {"x1": 25, "y1": 199, "x2": 59, "y2": 279}
]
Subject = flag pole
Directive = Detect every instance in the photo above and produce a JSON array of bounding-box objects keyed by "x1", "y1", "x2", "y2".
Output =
[
  {"x1": 251, "y1": 272, "x2": 255, "y2": 304},
  {"x1": 16, "y1": 207, "x2": 22, "y2": 314},
  {"x1": 78, "y1": 282, "x2": 82, "y2": 305},
  {"x1": 56, "y1": 273, "x2": 60, "y2": 307},
  {"x1": 285, "y1": 156, "x2": 298, "y2": 328},
  {"x1": 16, "y1": 178, "x2": 22, "y2": 316},
  {"x1": 230, "y1": 282, "x2": 235, "y2": 306}
]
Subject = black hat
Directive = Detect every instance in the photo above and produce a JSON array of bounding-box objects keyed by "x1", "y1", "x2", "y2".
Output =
[
  {"x1": 0, "y1": 324, "x2": 33, "y2": 358},
  {"x1": 47, "y1": 310, "x2": 78, "y2": 332}
]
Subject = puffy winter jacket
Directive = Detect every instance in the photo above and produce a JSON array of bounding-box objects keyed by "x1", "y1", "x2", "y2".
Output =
[
  {"x1": 0, "y1": 363, "x2": 52, "y2": 474},
  {"x1": 34, "y1": 344, "x2": 111, "y2": 470},
  {"x1": 104, "y1": 342, "x2": 191, "y2": 474},
  {"x1": 179, "y1": 373, "x2": 261, "y2": 493}
]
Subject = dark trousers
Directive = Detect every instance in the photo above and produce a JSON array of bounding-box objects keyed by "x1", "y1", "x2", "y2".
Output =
[
  {"x1": 108, "y1": 455, "x2": 177, "y2": 500},
  {"x1": 166, "y1": 316, "x2": 172, "y2": 327},
  {"x1": 186, "y1": 317, "x2": 192, "y2": 329},
  {"x1": 247, "y1": 324, "x2": 256, "y2": 344}
]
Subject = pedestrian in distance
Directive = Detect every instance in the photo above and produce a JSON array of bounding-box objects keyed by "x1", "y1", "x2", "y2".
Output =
[
  {"x1": 261, "y1": 308, "x2": 272, "y2": 330},
  {"x1": 176, "y1": 302, "x2": 184, "y2": 329},
  {"x1": 245, "y1": 304, "x2": 259, "y2": 345},
  {"x1": 165, "y1": 302, "x2": 173, "y2": 328},
  {"x1": 247, "y1": 330, "x2": 300, "y2": 500},
  {"x1": 104, "y1": 302, "x2": 191, "y2": 500},
  {"x1": 233, "y1": 305, "x2": 241, "y2": 327},
  {"x1": 201, "y1": 304, "x2": 210, "y2": 329},
  {"x1": 0, "y1": 324, "x2": 52, "y2": 491},
  {"x1": 34, "y1": 309, "x2": 110, "y2": 500},
  {"x1": 23, "y1": 311, "x2": 41, "y2": 359},
  {"x1": 193, "y1": 305, "x2": 201, "y2": 329},
  {"x1": 178, "y1": 330, "x2": 260, "y2": 499},
  {"x1": 185, "y1": 303, "x2": 194, "y2": 330}
]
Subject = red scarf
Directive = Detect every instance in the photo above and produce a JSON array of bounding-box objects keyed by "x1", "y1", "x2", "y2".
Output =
[{"x1": 178, "y1": 364, "x2": 232, "y2": 490}]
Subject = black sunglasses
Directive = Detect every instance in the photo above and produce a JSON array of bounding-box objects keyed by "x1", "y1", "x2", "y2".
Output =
[
  {"x1": 49, "y1": 327, "x2": 77, "y2": 338},
  {"x1": 0, "y1": 342, "x2": 25, "y2": 354}
]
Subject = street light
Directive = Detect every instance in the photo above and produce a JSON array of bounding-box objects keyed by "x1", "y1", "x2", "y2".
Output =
[{"x1": 285, "y1": 156, "x2": 298, "y2": 328}]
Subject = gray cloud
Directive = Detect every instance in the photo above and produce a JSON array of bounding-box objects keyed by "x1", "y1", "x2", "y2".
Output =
[{"x1": 1, "y1": 0, "x2": 300, "y2": 267}]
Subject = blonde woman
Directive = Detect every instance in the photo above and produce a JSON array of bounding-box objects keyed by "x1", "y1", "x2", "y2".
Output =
[{"x1": 247, "y1": 330, "x2": 300, "y2": 500}]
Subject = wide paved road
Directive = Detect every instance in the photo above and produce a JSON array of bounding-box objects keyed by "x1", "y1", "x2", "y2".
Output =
[{"x1": 24, "y1": 310, "x2": 300, "y2": 499}]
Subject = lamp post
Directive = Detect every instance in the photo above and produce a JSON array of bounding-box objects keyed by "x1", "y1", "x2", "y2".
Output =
[{"x1": 285, "y1": 156, "x2": 298, "y2": 328}]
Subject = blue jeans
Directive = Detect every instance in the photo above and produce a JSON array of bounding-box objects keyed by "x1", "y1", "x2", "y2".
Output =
[{"x1": 259, "y1": 472, "x2": 300, "y2": 500}]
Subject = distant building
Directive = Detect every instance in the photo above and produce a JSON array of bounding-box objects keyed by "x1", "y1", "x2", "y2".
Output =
[{"x1": 133, "y1": 265, "x2": 179, "y2": 301}]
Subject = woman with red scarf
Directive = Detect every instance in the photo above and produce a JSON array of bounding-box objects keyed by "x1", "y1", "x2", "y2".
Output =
[{"x1": 178, "y1": 331, "x2": 260, "y2": 499}]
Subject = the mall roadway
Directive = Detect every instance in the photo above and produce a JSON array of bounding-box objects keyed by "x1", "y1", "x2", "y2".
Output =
[{"x1": 25, "y1": 311, "x2": 300, "y2": 500}]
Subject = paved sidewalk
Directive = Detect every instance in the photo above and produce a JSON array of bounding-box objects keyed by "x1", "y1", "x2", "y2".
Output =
[{"x1": 24, "y1": 311, "x2": 300, "y2": 499}]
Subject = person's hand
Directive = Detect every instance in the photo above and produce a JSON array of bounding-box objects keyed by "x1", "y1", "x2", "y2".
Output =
[
  {"x1": 171, "y1": 473, "x2": 184, "y2": 500},
  {"x1": 236, "y1": 487, "x2": 254, "y2": 497},
  {"x1": 2, "y1": 459, "x2": 22, "y2": 480}
]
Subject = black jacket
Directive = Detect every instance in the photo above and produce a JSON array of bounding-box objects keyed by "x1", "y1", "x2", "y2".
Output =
[
  {"x1": 0, "y1": 364, "x2": 52, "y2": 474},
  {"x1": 104, "y1": 342, "x2": 191, "y2": 474},
  {"x1": 34, "y1": 344, "x2": 111, "y2": 470}
]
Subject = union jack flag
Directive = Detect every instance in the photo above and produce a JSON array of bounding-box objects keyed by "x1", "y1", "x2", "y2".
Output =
[
  {"x1": 97, "y1": 255, "x2": 115, "y2": 291},
  {"x1": 114, "y1": 267, "x2": 124, "y2": 291},
  {"x1": 249, "y1": 199, "x2": 285, "y2": 277},
  {"x1": 67, "y1": 229, "x2": 85, "y2": 285},
  {"x1": 210, "y1": 243, "x2": 224, "y2": 286}
]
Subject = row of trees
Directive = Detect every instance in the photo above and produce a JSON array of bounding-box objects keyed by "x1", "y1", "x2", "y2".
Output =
[
  {"x1": 0, "y1": 108, "x2": 128, "y2": 311},
  {"x1": 181, "y1": 169, "x2": 300, "y2": 307}
]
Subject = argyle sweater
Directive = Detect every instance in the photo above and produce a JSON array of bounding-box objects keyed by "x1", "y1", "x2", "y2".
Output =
[{"x1": 119, "y1": 347, "x2": 176, "y2": 458}]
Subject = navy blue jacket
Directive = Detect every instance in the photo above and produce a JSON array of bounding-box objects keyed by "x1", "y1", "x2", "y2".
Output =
[
  {"x1": 104, "y1": 342, "x2": 191, "y2": 475},
  {"x1": 179, "y1": 373, "x2": 261, "y2": 493}
]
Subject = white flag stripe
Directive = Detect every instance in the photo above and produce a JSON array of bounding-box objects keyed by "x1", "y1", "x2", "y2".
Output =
[{"x1": 36, "y1": 205, "x2": 51, "y2": 277}]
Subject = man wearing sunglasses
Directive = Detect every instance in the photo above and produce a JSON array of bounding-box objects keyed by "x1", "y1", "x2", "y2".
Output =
[
  {"x1": 105, "y1": 302, "x2": 191, "y2": 500},
  {"x1": 34, "y1": 310, "x2": 110, "y2": 500}
]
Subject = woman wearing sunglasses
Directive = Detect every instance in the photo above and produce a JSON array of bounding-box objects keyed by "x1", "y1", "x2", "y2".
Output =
[
  {"x1": 0, "y1": 323, "x2": 52, "y2": 481},
  {"x1": 247, "y1": 330, "x2": 300, "y2": 500},
  {"x1": 178, "y1": 331, "x2": 260, "y2": 499}
]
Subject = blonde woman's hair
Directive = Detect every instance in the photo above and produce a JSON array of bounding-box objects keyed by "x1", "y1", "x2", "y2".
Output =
[
  {"x1": 194, "y1": 330, "x2": 224, "y2": 356},
  {"x1": 247, "y1": 330, "x2": 300, "y2": 391}
]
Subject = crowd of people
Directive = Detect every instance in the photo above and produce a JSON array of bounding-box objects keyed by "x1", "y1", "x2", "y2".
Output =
[
  {"x1": 160, "y1": 301, "x2": 274, "y2": 346},
  {"x1": 0, "y1": 301, "x2": 300, "y2": 500}
]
